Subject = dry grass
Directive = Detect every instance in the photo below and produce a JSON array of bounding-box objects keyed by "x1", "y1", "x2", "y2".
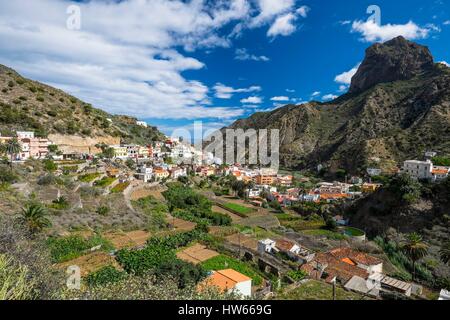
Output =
[{"x1": 176, "y1": 244, "x2": 219, "y2": 265}]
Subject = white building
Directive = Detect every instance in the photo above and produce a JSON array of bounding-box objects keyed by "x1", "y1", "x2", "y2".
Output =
[
  {"x1": 439, "y1": 289, "x2": 450, "y2": 300},
  {"x1": 403, "y1": 160, "x2": 433, "y2": 180},
  {"x1": 136, "y1": 165, "x2": 153, "y2": 183},
  {"x1": 201, "y1": 269, "x2": 252, "y2": 298},
  {"x1": 136, "y1": 121, "x2": 148, "y2": 127},
  {"x1": 367, "y1": 168, "x2": 382, "y2": 176},
  {"x1": 170, "y1": 167, "x2": 187, "y2": 179},
  {"x1": 258, "y1": 239, "x2": 276, "y2": 254}
]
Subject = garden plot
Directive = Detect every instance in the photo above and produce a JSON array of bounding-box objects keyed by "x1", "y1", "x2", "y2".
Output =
[
  {"x1": 104, "y1": 230, "x2": 151, "y2": 249},
  {"x1": 176, "y1": 244, "x2": 219, "y2": 265},
  {"x1": 212, "y1": 205, "x2": 242, "y2": 222},
  {"x1": 225, "y1": 233, "x2": 259, "y2": 251},
  {"x1": 56, "y1": 251, "x2": 119, "y2": 277},
  {"x1": 239, "y1": 214, "x2": 280, "y2": 229},
  {"x1": 170, "y1": 217, "x2": 196, "y2": 232}
]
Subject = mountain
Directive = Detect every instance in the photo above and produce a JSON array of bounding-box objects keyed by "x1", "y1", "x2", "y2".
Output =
[
  {"x1": 0, "y1": 65, "x2": 164, "y2": 152},
  {"x1": 223, "y1": 37, "x2": 450, "y2": 174}
]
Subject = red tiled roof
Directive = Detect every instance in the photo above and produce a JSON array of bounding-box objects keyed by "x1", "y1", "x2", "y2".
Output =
[
  {"x1": 276, "y1": 239, "x2": 295, "y2": 252},
  {"x1": 329, "y1": 247, "x2": 382, "y2": 266}
]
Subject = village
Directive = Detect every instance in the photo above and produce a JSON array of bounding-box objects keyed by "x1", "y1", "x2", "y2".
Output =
[{"x1": 1, "y1": 128, "x2": 449, "y2": 301}]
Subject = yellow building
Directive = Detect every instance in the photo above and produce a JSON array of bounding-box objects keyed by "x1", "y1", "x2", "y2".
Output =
[
  {"x1": 112, "y1": 146, "x2": 127, "y2": 158},
  {"x1": 361, "y1": 183, "x2": 382, "y2": 193}
]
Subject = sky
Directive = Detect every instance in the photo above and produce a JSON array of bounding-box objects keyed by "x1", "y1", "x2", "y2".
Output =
[{"x1": 0, "y1": 0, "x2": 449, "y2": 140}]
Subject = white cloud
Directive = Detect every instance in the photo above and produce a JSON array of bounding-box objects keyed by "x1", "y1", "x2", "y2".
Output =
[
  {"x1": 241, "y1": 96, "x2": 263, "y2": 104},
  {"x1": 351, "y1": 20, "x2": 434, "y2": 42},
  {"x1": 296, "y1": 6, "x2": 310, "y2": 18},
  {"x1": 270, "y1": 96, "x2": 290, "y2": 101},
  {"x1": 338, "y1": 85, "x2": 348, "y2": 92},
  {"x1": 235, "y1": 48, "x2": 270, "y2": 62},
  {"x1": 311, "y1": 91, "x2": 321, "y2": 97},
  {"x1": 322, "y1": 94, "x2": 338, "y2": 101},
  {"x1": 439, "y1": 61, "x2": 450, "y2": 67},
  {"x1": 444, "y1": 20, "x2": 450, "y2": 25},
  {"x1": 213, "y1": 83, "x2": 261, "y2": 99},
  {"x1": 0, "y1": 0, "x2": 264, "y2": 120},
  {"x1": 335, "y1": 63, "x2": 361, "y2": 85},
  {"x1": 252, "y1": 0, "x2": 295, "y2": 26},
  {"x1": 267, "y1": 13, "x2": 297, "y2": 37},
  {"x1": 286, "y1": 88, "x2": 295, "y2": 93}
]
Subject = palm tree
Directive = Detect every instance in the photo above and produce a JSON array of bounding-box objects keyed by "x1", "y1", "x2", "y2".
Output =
[
  {"x1": 19, "y1": 203, "x2": 52, "y2": 233},
  {"x1": 402, "y1": 233, "x2": 428, "y2": 282},
  {"x1": 5, "y1": 138, "x2": 22, "y2": 169},
  {"x1": 439, "y1": 241, "x2": 450, "y2": 265}
]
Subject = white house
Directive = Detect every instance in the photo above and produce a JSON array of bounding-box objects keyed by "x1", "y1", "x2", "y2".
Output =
[
  {"x1": 170, "y1": 167, "x2": 187, "y2": 179},
  {"x1": 367, "y1": 168, "x2": 382, "y2": 176},
  {"x1": 136, "y1": 121, "x2": 148, "y2": 127},
  {"x1": 136, "y1": 165, "x2": 153, "y2": 183},
  {"x1": 258, "y1": 239, "x2": 276, "y2": 254},
  {"x1": 403, "y1": 160, "x2": 433, "y2": 180},
  {"x1": 200, "y1": 269, "x2": 252, "y2": 298}
]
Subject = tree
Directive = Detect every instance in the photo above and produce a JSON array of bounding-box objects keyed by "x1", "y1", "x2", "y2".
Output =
[
  {"x1": 18, "y1": 203, "x2": 52, "y2": 233},
  {"x1": 401, "y1": 233, "x2": 428, "y2": 281},
  {"x1": 102, "y1": 147, "x2": 115, "y2": 159},
  {"x1": 439, "y1": 241, "x2": 450, "y2": 265},
  {"x1": 389, "y1": 173, "x2": 422, "y2": 204},
  {"x1": 5, "y1": 138, "x2": 22, "y2": 169}
]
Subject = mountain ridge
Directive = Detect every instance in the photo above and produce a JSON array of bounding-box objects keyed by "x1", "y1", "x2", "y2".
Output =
[
  {"x1": 223, "y1": 37, "x2": 450, "y2": 174},
  {"x1": 0, "y1": 64, "x2": 164, "y2": 148}
]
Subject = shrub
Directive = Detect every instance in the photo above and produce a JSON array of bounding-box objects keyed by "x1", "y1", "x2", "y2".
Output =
[
  {"x1": 111, "y1": 182, "x2": 130, "y2": 193},
  {"x1": 85, "y1": 266, "x2": 126, "y2": 287},
  {"x1": 0, "y1": 166, "x2": 17, "y2": 183},
  {"x1": 43, "y1": 159, "x2": 57, "y2": 172},
  {"x1": 96, "y1": 206, "x2": 110, "y2": 216},
  {"x1": 37, "y1": 174, "x2": 56, "y2": 186},
  {"x1": 47, "y1": 234, "x2": 113, "y2": 263}
]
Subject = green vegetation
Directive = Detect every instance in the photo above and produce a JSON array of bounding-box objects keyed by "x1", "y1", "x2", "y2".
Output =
[
  {"x1": 43, "y1": 159, "x2": 57, "y2": 172},
  {"x1": 133, "y1": 196, "x2": 168, "y2": 231},
  {"x1": 374, "y1": 236, "x2": 433, "y2": 283},
  {"x1": 401, "y1": 233, "x2": 429, "y2": 282},
  {"x1": 0, "y1": 254, "x2": 36, "y2": 300},
  {"x1": 47, "y1": 234, "x2": 113, "y2": 263},
  {"x1": 302, "y1": 229, "x2": 346, "y2": 240},
  {"x1": 116, "y1": 227, "x2": 207, "y2": 288},
  {"x1": 85, "y1": 266, "x2": 127, "y2": 287},
  {"x1": 222, "y1": 202, "x2": 253, "y2": 215},
  {"x1": 343, "y1": 226, "x2": 365, "y2": 237},
  {"x1": 431, "y1": 156, "x2": 450, "y2": 166},
  {"x1": 388, "y1": 173, "x2": 422, "y2": 204},
  {"x1": 111, "y1": 182, "x2": 130, "y2": 193},
  {"x1": 78, "y1": 173, "x2": 101, "y2": 183},
  {"x1": 50, "y1": 196, "x2": 70, "y2": 210},
  {"x1": 278, "y1": 214, "x2": 325, "y2": 232},
  {"x1": 286, "y1": 269, "x2": 308, "y2": 281},
  {"x1": 96, "y1": 206, "x2": 110, "y2": 216},
  {"x1": 94, "y1": 177, "x2": 116, "y2": 187},
  {"x1": 163, "y1": 183, "x2": 231, "y2": 226},
  {"x1": 201, "y1": 255, "x2": 263, "y2": 285},
  {"x1": 18, "y1": 203, "x2": 51, "y2": 233}
]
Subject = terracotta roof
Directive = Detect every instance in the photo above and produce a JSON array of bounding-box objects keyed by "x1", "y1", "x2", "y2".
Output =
[
  {"x1": 314, "y1": 252, "x2": 369, "y2": 283},
  {"x1": 432, "y1": 169, "x2": 449, "y2": 174},
  {"x1": 319, "y1": 193, "x2": 350, "y2": 200},
  {"x1": 198, "y1": 269, "x2": 251, "y2": 293},
  {"x1": 276, "y1": 239, "x2": 296, "y2": 252},
  {"x1": 217, "y1": 269, "x2": 251, "y2": 283},
  {"x1": 329, "y1": 247, "x2": 382, "y2": 266}
]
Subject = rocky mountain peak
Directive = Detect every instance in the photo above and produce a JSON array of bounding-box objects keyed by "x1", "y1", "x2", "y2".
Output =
[{"x1": 349, "y1": 36, "x2": 434, "y2": 93}]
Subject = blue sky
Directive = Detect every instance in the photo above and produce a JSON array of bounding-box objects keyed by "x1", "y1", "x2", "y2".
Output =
[{"x1": 0, "y1": 0, "x2": 449, "y2": 139}]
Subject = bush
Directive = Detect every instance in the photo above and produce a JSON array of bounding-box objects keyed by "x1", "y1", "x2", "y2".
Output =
[
  {"x1": 47, "y1": 234, "x2": 113, "y2": 263},
  {"x1": 388, "y1": 173, "x2": 422, "y2": 204},
  {"x1": 0, "y1": 166, "x2": 17, "y2": 183},
  {"x1": 85, "y1": 266, "x2": 126, "y2": 287},
  {"x1": 43, "y1": 159, "x2": 57, "y2": 172},
  {"x1": 111, "y1": 182, "x2": 130, "y2": 193},
  {"x1": 37, "y1": 174, "x2": 56, "y2": 186},
  {"x1": 96, "y1": 206, "x2": 110, "y2": 216}
]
